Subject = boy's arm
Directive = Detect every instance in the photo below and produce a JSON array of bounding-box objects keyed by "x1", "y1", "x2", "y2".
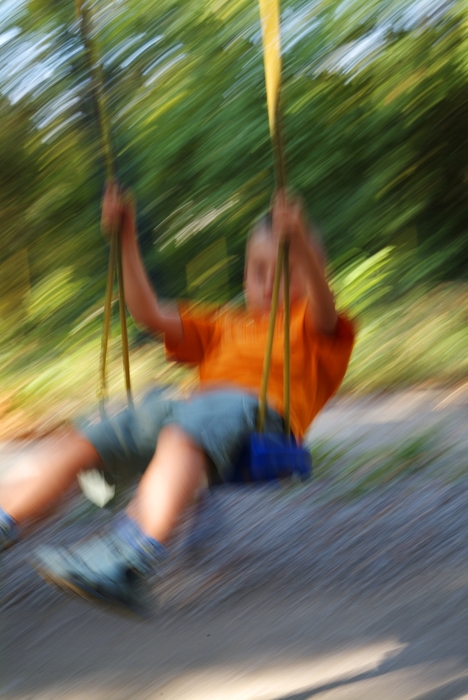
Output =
[
  {"x1": 272, "y1": 193, "x2": 338, "y2": 335},
  {"x1": 102, "y1": 183, "x2": 183, "y2": 346}
]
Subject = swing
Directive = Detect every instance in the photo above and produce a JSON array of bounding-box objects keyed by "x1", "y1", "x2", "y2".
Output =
[
  {"x1": 77, "y1": 0, "x2": 311, "y2": 486},
  {"x1": 228, "y1": 0, "x2": 312, "y2": 484}
]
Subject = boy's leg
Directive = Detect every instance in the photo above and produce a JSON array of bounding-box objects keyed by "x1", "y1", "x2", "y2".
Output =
[
  {"x1": 126, "y1": 425, "x2": 207, "y2": 544},
  {"x1": 29, "y1": 392, "x2": 282, "y2": 612},
  {"x1": 32, "y1": 425, "x2": 207, "y2": 613},
  {"x1": 0, "y1": 431, "x2": 100, "y2": 542},
  {"x1": 0, "y1": 389, "x2": 176, "y2": 531}
]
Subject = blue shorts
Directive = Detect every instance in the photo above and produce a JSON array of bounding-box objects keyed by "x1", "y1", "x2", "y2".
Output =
[{"x1": 80, "y1": 389, "x2": 284, "y2": 484}]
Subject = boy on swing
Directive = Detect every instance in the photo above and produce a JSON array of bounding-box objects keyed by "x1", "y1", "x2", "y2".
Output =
[{"x1": 0, "y1": 184, "x2": 354, "y2": 613}]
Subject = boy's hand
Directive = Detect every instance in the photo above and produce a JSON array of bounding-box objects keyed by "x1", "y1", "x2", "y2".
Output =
[
  {"x1": 272, "y1": 188, "x2": 337, "y2": 334},
  {"x1": 102, "y1": 181, "x2": 183, "y2": 344},
  {"x1": 101, "y1": 181, "x2": 135, "y2": 239},
  {"x1": 272, "y1": 189, "x2": 310, "y2": 261}
]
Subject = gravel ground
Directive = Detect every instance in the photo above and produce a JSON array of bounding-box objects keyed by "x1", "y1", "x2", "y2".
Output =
[{"x1": 1, "y1": 388, "x2": 468, "y2": 699}]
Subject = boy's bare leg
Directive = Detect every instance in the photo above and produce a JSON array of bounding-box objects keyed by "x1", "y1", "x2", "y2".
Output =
[
  {"x1": 0, "y1": 431, "x2": 101, "y2": 524},
  {"x1": 126, "y1": 424, "x2": 207, "y2": 545},
  {"x1": 28, "y1": 425, "x2": 208, "y2": 612}
]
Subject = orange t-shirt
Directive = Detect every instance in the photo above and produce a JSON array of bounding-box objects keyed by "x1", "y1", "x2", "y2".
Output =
[{"x1": 165, "y1": 299, "x2": 355, "y2": 439}]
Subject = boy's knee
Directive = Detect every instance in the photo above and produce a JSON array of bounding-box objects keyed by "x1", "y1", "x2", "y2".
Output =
[{"x1": 158, "y1": 424, "x2": 205, "y2": 453}]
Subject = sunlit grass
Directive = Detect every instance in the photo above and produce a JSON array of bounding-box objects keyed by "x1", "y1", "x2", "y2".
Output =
[
  {"x1": 0, "y1": 325, "x2": 193, "y2": 440},
  {"x1": 342, "y1": 284, "x2": 468, "y2": 392}
]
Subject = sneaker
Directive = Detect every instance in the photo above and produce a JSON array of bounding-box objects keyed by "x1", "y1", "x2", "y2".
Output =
[
  {"x1": 32, "y1": 530, "x2": 156, "y2": 616},
  {"x1": 0, "y1": 512, "x2": 18, "y2": 553}
]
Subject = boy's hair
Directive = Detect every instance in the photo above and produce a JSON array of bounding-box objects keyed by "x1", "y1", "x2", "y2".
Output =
[{"x1": 248, "y1": 210, "x2": 327, "y2": 270}]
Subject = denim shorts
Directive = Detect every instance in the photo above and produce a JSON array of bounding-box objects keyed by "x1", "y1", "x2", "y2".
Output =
[{"x1": 80, "y1": 389, "x2": 284, "y2": 484}]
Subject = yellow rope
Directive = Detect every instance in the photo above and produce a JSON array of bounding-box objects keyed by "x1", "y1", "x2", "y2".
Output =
[
  {"x1": 283, "y1": 240, "x2": 290, "y2": 436},
  {"x1": 256, "y1": 101, "x2": 291, "y2": 433},
  {"x1": 257, "y1": 241, "x2": 284, "y2": 432},
  {"x1": 77, "y1": 0, "x2": 132, "y2": 410},
  {"x1": 117, "y1": 232, "x2": 133, "y2": 407},
  {"x1": 99, "y1": 229, "x2": 117, "y2": 411}
]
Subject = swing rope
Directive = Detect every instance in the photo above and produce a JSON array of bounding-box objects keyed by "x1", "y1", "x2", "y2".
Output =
[
  {"x1": 256, "y1": 0, "x2": 291, "y2": 436},
  {"x1": 76, "y1": 0, "x2": 132, "y2": 411}
]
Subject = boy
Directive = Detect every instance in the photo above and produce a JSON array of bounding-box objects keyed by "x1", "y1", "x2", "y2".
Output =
[{"x1": 0, "y1": 184, "x2": 354, "y2": 613}]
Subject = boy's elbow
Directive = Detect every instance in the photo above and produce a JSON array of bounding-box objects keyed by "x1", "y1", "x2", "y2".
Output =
[
  {"x1": 130, "y1": 307, "x2": 163, "y2": 335},
  {"x1": 306, "y1": 302, "x2": 338, "y2": 336},
  {"x1": 319, "y1": 311, "x2": 338, "y2": 336}
]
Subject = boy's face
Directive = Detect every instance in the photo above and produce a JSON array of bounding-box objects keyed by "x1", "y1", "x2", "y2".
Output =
[{"x1": 244, "y1": 228, "x2": 305, "y2": 314}]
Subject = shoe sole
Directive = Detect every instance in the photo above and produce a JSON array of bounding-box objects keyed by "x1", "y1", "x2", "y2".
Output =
[
  {"x1": 31, "y1": 558, "x2": 148, "y2": 621},
  {"x1": 0, "y1": 539, "x2": 18, "y2": 554}
]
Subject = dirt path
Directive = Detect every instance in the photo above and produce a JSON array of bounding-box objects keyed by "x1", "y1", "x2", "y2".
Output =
[{"x1": 2, "y1": 388, "x2": 468, "y2": 699}]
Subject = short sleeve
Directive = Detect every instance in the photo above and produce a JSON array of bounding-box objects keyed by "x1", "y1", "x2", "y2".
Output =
[
  {"x1": 165, "y1": 304, "x2": 217, "y2": 365},
  {"x1": 313, "y1": 314, "x2": 356, "y2": 409}
]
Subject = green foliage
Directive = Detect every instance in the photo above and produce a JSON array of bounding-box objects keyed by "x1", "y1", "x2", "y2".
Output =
[
  {"x1": 333, "y1": 246, "x2": 395, "y2": 315},
  {"x1": 2, "y1": 0, "x2": 468, "y2": 425},
  {"x1": 2, "y1": 0, "x2": 468, "y2": 306},
  {"x1": 27, "y1": 267, "x2": 82, "y2": 328}
]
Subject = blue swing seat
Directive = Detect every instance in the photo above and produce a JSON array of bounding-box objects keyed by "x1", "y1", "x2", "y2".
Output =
[{"x1": 227, "y1": 432, "x2": 312, "y2": 484}]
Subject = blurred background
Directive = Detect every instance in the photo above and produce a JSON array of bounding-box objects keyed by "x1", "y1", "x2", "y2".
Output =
[{"x1": 1, "y1": 0, "x2": 467, "y2": 438}]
